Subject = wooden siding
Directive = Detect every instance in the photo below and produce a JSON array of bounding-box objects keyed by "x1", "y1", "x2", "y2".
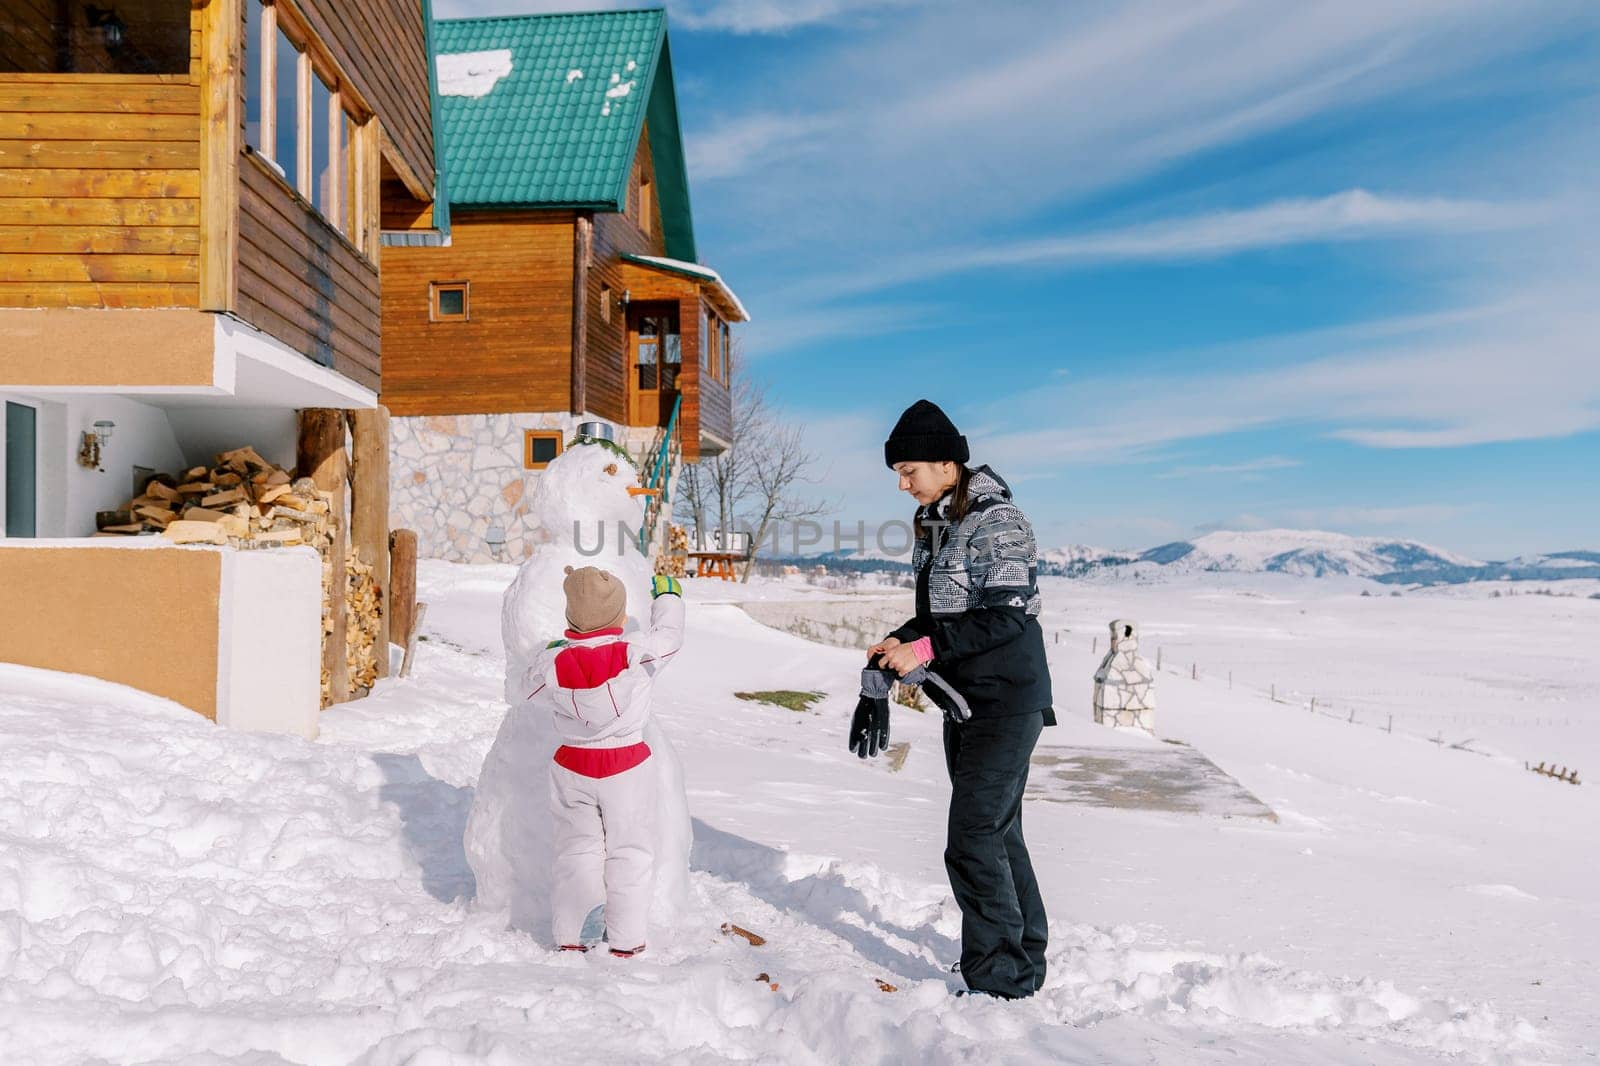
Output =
[
  {"x1": 0, "y1": 15, "x2": 202, "y2": 309},
  {"x1": 293, "y1": 0, "x2": 433, "y2": 197},
  {"x1": 584, "y1": 129, "x2": 667, "y2": 423},
  {"x1": 378, "y1": 209, "x2": 576, "y2": 416},
  {"x1": 237, "y1": 152, "x2": 381, "y2": 389}
]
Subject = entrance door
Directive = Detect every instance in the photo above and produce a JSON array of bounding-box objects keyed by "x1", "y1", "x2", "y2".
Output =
[
  {"x1": 627, "y1": 304, "x2": 681, "y2": 426},
  {"x1": 4, "y1": 401, "x2": 38, "y2": 538}
]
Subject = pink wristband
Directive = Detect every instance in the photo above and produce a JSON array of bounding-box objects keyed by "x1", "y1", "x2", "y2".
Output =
[{"x1": 911, "y1": 636, "x2": 935, "y2": 664}]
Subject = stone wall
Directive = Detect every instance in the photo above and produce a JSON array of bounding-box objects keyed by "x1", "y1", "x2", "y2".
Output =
[{"x1": 389, "y1": 412, "x2": 660, "y2": 564}]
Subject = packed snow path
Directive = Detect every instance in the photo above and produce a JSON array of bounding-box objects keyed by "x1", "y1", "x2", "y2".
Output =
[{"x1": 2, "y1": 563, "x2": 1591, "y2": 1064}]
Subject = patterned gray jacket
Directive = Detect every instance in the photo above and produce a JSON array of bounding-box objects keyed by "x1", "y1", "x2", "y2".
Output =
[{"x1": 890, "y1": 466, "x2": 1054, "y2": 720}]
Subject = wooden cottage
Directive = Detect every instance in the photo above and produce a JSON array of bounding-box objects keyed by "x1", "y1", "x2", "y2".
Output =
[
  {"x1": 379, "y1": 9, "x2": 748, "y2": 564},
  {"x1": 0, "y1": 0, "x2": 444, "y2": 732}
]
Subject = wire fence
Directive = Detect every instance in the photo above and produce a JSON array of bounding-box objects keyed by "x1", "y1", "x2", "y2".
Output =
[{"x1": 1057, "y1": 629, "x2": 1585, "y2": 784}]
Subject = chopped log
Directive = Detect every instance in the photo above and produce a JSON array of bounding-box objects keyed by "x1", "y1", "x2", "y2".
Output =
[
  {"x1": 211, "y1": 471, "x2": 243, "y2": 489},
  {"x1": 200, "y1": 487, "x2": 245, "y2": 508},
  {"x1": 389, "y1": 529, "x2": 418, "y2": 649},
  {"x1": 176, "y1": 481, "x2": 212, "y2": 496},
  {"x1": 95, "y1": 509, "x2": 133, "y2": 530},
  {"x1": 218, "y1": 445, "x2": 271, "y2": 472},
  {"x1": 145, "y1": 481, "x2": 181, "y2": 504},
  {"x1": 253, "y1": 528, "x2": 304, "y2": 545},
  {"x1": 259, "y1": 483, "x2": 292, "y2": 505},
  {"x1": 98, "y1": 523, "x2": 144, "y2": 534},
  {"x1": 163, "y1": 520, "x2": 228, "y2": 545},
  {"x1": 183, "y1": 466, "x2": 208, "y2": 481},
  {"x1": 133, "y1": 504, "x2": 176, "y2": 523}
]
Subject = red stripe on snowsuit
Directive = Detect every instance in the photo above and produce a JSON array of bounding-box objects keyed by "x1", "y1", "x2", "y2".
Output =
[
  {"x1": 555, "y1": 641, "x2": 630, "y2": 689},
  {"x1": 553, "y1": 742, "x2": 652, "y2": 779}
]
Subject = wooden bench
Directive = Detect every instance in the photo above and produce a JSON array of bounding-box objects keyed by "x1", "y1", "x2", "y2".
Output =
[{"x1": 686, "y1": 550, "x2": 743, "y2": 581}]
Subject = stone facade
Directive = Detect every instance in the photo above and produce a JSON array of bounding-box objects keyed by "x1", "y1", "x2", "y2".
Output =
[
  {"x1": 389, "y1": 412, "x2": 662, "y2": 564},
  {"x1": 1093, "y1": 619, "x2": 1156, "y2": 733}
]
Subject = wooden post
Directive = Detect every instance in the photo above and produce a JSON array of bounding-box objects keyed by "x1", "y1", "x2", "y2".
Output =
[
  {"x1": 400, "y1": 602, "x2": 427, "y2": 678},
  {"x1": 199, "y1": 0, "x2": 241, "y2": 311},
  {"x1": 1387, "y1": 714, "x2": 1393, "y2": 734},
  {"x1": 348, "y1": 406, "x2": 391, "y2": 677},
  {"x1": 299, "y1": 409, "x2": 350, "y2": 705},
  {"x1": 390, "y1": 528, "x2": 418, "y2": 649},
  {"x1": 1191, "y1": 663, "x2": 1197, "y2": 680}
]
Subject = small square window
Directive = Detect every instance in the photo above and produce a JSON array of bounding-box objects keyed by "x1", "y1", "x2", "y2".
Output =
[
  {"x1": 524, "y1": 430, "x2": 564, "y2": 469},
  {"x1": 431, "y1": 281, "x2": 469, "y2": 321}
]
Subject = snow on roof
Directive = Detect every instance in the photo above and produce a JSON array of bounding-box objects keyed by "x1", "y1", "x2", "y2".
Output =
[
  {"x1": 437, "y1": 49, "x2": 515, "y2": 98},
  {"x1": 623, "y1": 254, "x2": 750, "y2": 322}
]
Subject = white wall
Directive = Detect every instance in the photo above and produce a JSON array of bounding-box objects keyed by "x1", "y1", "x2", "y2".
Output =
[
  {"x1": 216, "y1": 546, "x2": 321, "y2": 738},
  {"x1": 165, "y1": 405, "x2": 300, "y2": 471},
  {"x1": 0, "y1": 391, "x2": 185, "y2": 537}
]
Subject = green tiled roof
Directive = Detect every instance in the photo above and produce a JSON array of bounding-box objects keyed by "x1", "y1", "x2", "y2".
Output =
[{"x1": 434, "y1": 9, "x2": 696, "y2": 260}]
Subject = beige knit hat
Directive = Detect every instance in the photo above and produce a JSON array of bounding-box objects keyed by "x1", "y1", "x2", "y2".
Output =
[{"x1": 563, "y1": 565, "x2": 627, "y2": 633}]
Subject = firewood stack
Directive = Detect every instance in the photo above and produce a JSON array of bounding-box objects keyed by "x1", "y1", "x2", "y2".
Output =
[
  {"x1": 345, "y1": 555, "x2": 381, "y2": 693},
  {"x1": 657, "y1": 523, "x2": 689, "y2": 578},
  {"x1": 95, "y1": 445, "x2": 383, "y2": 705},
  {"x1": 95, "y1": 446, "x2": 329, "y2": 548}
]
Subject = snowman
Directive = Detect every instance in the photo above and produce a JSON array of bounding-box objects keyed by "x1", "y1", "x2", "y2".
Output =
[{"x1": 464, "y1": 437, "x2": 693, "y2": 945}]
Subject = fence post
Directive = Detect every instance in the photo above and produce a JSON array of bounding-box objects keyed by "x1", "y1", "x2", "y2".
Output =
[
  {"x1": 1271, "y1": 683, "x2": 1276, "y2": 701},
  {"x1": 1387, "y1": 714, "x2": 1393, "y2": 734},
  {"x1": 1191, "y1": 663, "x2": 1197, "y2": 680},
  {"x1": 1157, "y1": 647, "x2": 1163, "y2": 671},
  {"x1": 1228, "y1": 671, "x2": 1233, "y2": 690},
  {"x1": 1310, "y1": 695, "x2": 1317, "y2": 714},
  {"x1": 1092, "y1": 636, "x2": 1098, "y2": 654}
]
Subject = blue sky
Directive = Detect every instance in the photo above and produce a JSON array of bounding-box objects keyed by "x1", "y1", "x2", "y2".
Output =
[{"x1": 436, "y1": 0, "x2": 1600, "y2": 559}]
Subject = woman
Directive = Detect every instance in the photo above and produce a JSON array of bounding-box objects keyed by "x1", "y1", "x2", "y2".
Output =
[{"x1": 865, "y1": 399, "x2": 1055, "y2": 1000}]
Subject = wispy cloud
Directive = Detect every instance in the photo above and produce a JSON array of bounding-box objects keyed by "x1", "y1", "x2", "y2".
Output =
[
  {"x1": 808, "y1": 189, "x2": 1538, "y2": 299},
  {"x1": 973, "y1": 297, "x2": 1600, "y2": 473},
  {"x1": 671, "y1": 0, "x2": 924, "y2": 35},
  {"x1": 1157, "y1": 457, "x2": 1302, "y2": 480},
  {"x1": 433, "y1": 0, "x2": 920, "y2": 32}
]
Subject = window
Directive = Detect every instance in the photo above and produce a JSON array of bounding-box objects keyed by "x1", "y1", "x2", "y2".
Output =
[
  {"x1": 600, "y1": 284, "x2": 613, "y2": 324},
  {"x1": 311, "y1": 70, "x2": 339, "y2": 224},
  {"x1": 244, "y1": 1, "x2": 365, "y2": 247},
  {"x1": 0, "y1": 1, "x2": 189, "y2": 75},
  {"x1": 719, "y1": 320, "x2": 732, "y2": 382},
  {"x1": 430, "y1": 281, "x2": 469, "y2": 321},
  {"x1": 271, "y1": 22, "x2": 299, "y2": 182},
  {"x1": 639, "y1": 176, "x2": 653, "y2": 236},
  {"x1": 244, "y1": 1, "x2": 264, "y2": 148},
  {"x1": 524, "y1": 431, "x2": 563, "y2": 470},
  {"x1": 700, "y1": 307, "x2": 710, "y2": 371}
]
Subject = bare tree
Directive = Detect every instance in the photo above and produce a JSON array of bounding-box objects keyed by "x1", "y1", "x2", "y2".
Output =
[{"x1": 739, "y1": 415, "x2": 831, "y2": 582}]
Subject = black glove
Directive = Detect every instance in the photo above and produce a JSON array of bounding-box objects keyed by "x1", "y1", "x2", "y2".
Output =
[
  {"x1": 849, "y1": 693, "x2": 890, "y2": 759},
  {"x1": 849, "y1": 660, "x2": 894, "y2": 758}
]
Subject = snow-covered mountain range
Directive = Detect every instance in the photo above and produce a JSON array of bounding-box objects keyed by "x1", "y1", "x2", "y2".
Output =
[
  {"x1": 1038, "y1": 530, "x2": 1600, "y2": 584},
  {"x1": 797, "y1": 529, "x2": 1600, "y2": 585}
]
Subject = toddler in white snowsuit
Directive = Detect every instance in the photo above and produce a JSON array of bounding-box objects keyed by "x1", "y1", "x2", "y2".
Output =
[{"x1": 523, "y1": 565, "x2": 684, "y2": 955}]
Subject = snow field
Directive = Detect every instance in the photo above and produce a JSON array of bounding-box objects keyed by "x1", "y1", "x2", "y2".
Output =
[{"x1": 0, "y1": 560, "x2": 1593, "y2": 1063}]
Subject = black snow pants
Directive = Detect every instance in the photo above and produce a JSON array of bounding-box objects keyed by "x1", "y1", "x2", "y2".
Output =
[{"x1": 942, "y1": 710, "x2": 1047, "y2": 999}]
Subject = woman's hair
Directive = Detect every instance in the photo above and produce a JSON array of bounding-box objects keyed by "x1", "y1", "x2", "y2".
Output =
[{"x1": 918, "y1": 463, "x2": 974, "y2": 535}]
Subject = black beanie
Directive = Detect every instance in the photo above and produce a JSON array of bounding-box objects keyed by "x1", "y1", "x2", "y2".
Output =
[{"x1": 884, "y1": 399, "x2": 969, "y2": 468}]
